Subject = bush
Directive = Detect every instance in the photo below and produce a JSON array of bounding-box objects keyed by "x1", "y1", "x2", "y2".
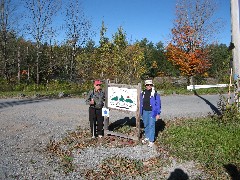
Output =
[
  {"x1": 211, "y1": 94, "x2": 240, "y2": 124},
  {"x1": 0, "y1": 78, "x2": 13, "y2": 91}
]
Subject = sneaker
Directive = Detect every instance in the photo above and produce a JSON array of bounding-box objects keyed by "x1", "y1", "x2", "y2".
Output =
[
  {"x1": 148, "y1": 142, "x2": 155, "y2": 147},
  {"x1": 141, "y1": 138, "x2": 149, "y2": 144},
  {"x1": 98, "y1": 135, "x2": 103, "y2": 138}
]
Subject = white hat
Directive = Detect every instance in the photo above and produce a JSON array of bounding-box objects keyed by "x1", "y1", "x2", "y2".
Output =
[{"x1": 145, "y1": 79, "x2": 154, "y2": 85}]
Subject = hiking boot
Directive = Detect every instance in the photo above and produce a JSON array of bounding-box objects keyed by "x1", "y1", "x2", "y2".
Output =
[{"x1": 148, "y1": 141, "x2": 155, "y2": 147}]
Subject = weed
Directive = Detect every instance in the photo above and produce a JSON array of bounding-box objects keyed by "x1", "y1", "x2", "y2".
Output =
[{"x1": 211, "y1": 93, "x2": 240, "y2": 124}]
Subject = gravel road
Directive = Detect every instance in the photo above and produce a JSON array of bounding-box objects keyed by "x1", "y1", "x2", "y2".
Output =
[{"x1": 0, "y1": 94, "x2": 222, "y2": 179}]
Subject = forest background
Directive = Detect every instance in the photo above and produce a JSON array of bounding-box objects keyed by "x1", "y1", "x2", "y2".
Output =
[{"x1": 0, "y1": 0, "x2": 232, "y2": 96}]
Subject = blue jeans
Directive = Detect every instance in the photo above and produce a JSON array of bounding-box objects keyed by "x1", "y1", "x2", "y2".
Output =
[{"x1": 142, "y1": 110, "x2": 155, "y2": 142}]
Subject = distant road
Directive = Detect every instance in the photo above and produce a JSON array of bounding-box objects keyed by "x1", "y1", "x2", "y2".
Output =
[
  {"x1": 160, "y1": 94, "x2": 225, "y2": 120},
  {"x1": 0, "y1": 93, "x2": 225, "y2": 121}
]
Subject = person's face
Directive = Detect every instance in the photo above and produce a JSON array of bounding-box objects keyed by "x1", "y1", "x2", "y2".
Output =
[
  {"x1": 94, "y1": 83, "x2": 101, "y2": 90},
  {"x1": 145, "y1": 84, "x2": 153, "y2": 90}
]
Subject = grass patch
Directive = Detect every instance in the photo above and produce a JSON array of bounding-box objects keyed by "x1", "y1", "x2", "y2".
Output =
[
  {"x1": 0, "y1": 80, "x2": 88, "y2": 98},
  {"x1": 0, "y1": 77, "x2": 230, "y2": 99},
  {"x1": 159, "y1": 87, "x2": 229, "y2": 96},
  {"x1": 158, "y1": 118, "x2": 240, "y2": 178}
]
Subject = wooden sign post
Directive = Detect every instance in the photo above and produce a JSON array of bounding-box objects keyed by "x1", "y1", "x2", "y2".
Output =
[{"x1": 104, "y1": 79, "x2": 141, "y2": 141}]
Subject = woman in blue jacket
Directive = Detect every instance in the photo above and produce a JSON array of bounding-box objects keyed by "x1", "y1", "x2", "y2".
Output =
[{"x1": 140, "y1": 79, "x2": 161, "y2": 147}]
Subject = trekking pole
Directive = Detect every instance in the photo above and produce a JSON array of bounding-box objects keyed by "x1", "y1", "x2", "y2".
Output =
[{"x1": 92, "y1": 116, "x2": 95, "y2": 138}]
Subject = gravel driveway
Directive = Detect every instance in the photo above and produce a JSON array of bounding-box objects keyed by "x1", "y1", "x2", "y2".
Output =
[{"x1": 0, "y1": 94, "x2": 222, "y2": 179}]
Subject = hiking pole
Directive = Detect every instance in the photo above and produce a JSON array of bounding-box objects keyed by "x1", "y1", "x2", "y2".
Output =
[{"x1": 92, "y1": 119, "x2": 95, "y2": 138}]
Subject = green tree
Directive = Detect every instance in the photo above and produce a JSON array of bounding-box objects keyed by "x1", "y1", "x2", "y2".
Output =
[
  {"x1": 154, "y1": 41, "x2": 179, "y2": 76},
  {"x1": 97, "y1": 21, "x2": 113, "y2": 79},
  {"x1": 112, "y1": 26, "x2": 128, "y2": 82},
  {"x1": 138, "y1": 38, "x2": 156, "y2": 78},
  {"x1": 76, "y1": 40, "x2": 97, "y2": 80},
  {"x1": 138, "y1": 38, "x2": 178, "y2": 78},
  {"x1": 207, "y1": 43, "x2": 231, "y2": 82},
  {"x1": 0, "y1": 0, "x2": 19, "y2": 81}
]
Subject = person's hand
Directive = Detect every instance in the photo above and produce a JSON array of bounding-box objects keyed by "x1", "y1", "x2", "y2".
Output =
[
  {"x1": 90, "y1": 98, "x2": 94, "y2": 105},
  {"x1": 156, "y1": 115, "x2": 160, "y2": 121}
]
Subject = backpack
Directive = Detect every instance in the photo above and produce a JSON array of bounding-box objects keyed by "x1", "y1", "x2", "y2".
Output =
[{"x1": 142, "y1": 90, "x2": 157, "y2": 100}]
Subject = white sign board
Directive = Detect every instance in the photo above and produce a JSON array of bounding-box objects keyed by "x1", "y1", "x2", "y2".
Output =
[{"x1": 108, "y1": 87, "x2": 137, "y2": 111}]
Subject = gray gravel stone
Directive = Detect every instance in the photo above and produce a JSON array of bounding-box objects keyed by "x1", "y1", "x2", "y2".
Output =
[
  {"x1": 0, "y1": 95, "x2": 221, "y2": 179},
  {"x1": 73, "y1": 145, "x2": 159, "y2": 170}
]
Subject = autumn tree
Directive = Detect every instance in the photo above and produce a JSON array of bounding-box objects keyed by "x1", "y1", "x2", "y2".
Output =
[
  {"x1": 166, "y1": 25, "x2": 211, "y2": 77},
  {"x1": 76, "y1": 22, "x2": 113, "y2": 80},
  {"x1": 111, "y1": 26, "x2": 146, "y2": 83},
  {"x1": 166, "y1": 0, "x2": 222, "y2": 84},
  {"x1": 24, "y1": 0, "x2": 61, "y2": 85},
  {"x1": 77, "y1": 24, "x2": 146, "y2": 84},
  {"x1": 124, "y1": 43, "x2": 146, "y2": 84},
  {"x1": 64, "y1": 0, "x2": 92, "y2": 80}
]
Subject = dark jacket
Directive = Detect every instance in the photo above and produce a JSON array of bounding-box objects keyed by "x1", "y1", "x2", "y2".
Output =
[{"x1": 86, "y1": 89, "x2": 105, "y2": 109}]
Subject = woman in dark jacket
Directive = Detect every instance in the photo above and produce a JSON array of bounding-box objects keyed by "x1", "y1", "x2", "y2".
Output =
[{"x1": 140, "y1": 80, "x2": 161, "y2": 147}]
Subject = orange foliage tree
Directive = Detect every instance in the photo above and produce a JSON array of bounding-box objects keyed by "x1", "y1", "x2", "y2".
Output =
[
  {"x1": 166, "y1": 0, "x2": 222, "y2": 83},
  {"x1": 166, "y1": 26, "x2": 211, "y2": 77}
]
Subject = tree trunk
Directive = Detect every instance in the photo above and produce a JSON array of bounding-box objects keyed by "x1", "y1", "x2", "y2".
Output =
[
  {"x1": 190, "y1": 76, "x2": 195, "y2": 90},
  {"x1": 17, "y1": 47, "x2": 21, "y2": 84},
  {"x1": 27, "y1": 65, "x2": 30, "y2": 82},
  {"x1": 70, "y1": 50, "x2": 73, "y2": 80},
  {"x1": 36, "y1": 43, "x2": 40, "y2": 85}
]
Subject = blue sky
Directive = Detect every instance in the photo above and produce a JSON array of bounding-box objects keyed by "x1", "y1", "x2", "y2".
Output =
[{"x1": 78, "y1": 0, "x2": 231, "y2": 46}]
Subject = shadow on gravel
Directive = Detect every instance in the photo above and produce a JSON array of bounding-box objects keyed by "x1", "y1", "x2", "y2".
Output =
[
  {"x1": 108, "y1": 117, "x2": 137, "y2": 131},
  {"x1": 0, "y1": 98, "x2": 53, "y2": 109},
  {"x1": 108, "y1": 117, "x2": 166, "y2": 139},
  {"x1": 193, "y1": 91, "x2": 221, "y2": 115},
  {"x1": 224, "y1": 163, "x2": 240, "y2": 180},
  {"x1": 167, "y1": 168, "x2": 189, "y2": 180}
]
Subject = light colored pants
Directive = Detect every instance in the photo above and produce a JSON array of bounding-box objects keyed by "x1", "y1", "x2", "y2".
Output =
[{"x1": 142, "y1": 110, "x2": 155, "y2": 142}]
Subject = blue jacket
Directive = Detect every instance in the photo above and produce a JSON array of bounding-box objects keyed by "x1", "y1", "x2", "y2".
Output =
[{"x1": 140, "y1": 91, "x2": 161, "y2": 118}]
